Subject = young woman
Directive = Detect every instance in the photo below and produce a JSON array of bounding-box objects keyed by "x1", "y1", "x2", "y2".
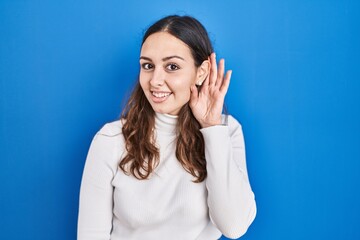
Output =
[{"x1": 77, "y1": 15, "x2": 256, "y2": 240}]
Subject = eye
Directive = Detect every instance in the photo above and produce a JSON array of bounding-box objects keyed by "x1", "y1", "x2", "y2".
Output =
[
  {"x1": 141, "y1": 63, "x2": 153, "y2": 70},
  {"x1": 166, "y1": 63, "x2": 180, "y2": 71}
]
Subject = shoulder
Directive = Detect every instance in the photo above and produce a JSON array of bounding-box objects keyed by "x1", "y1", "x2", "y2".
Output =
[
  {"x1": 90, "y1": 119, "x2": 125, "y2": 154},
  {"x1": 83, "y1": 120, "x2": 125, "y2": 180},
  {"x1": 86, "y1": 120, "x2": 125, "y2": 170},
  {"x1": 97, "y1": 120, "x2": 124, "y2": 137}
]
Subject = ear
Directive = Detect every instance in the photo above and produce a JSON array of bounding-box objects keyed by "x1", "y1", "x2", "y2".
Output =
[{"x1": 195, "y1": 59, "x2": 210, "y2": 86}]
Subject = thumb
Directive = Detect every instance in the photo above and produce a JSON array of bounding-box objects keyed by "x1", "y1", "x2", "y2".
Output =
[{"x1": 189, "y1": 85, "x2": 198, "y2": 106}]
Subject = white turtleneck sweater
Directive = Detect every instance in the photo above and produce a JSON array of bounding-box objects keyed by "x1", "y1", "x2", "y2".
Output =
[{"x1": 77, "y1": 113, "x2": 256, "y2": 240}]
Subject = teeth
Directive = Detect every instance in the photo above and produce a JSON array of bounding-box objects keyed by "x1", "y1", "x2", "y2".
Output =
[{"x1": 152, "y1": 92, "x2": 171, "y2": 98}]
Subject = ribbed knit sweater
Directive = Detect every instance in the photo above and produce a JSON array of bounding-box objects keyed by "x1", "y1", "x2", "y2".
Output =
[{"x1": 77, "y1": 113, "x2": 256, "y2": 240}]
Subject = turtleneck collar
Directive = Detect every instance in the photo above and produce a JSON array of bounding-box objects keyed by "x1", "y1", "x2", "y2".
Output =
[{"x1": 155, "y1": 112, "x2": 178, "y2": 134}]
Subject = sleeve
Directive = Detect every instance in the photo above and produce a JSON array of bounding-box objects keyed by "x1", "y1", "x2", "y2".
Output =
[
  {"x1": 77, "y1": 126, "x2": 120, "y2": 240},
  {"x1": 200, "y1": 115, "x2": 257, "y2": 239}
]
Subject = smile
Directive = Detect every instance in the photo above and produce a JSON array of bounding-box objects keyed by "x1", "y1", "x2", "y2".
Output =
[{"x1": 151, "y1": 91, "x2": 172, "y2": 103}]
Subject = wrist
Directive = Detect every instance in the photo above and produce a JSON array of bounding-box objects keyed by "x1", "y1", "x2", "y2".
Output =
[{"x1": 199, "y1": 119, "x2": 222, "y2": 128}]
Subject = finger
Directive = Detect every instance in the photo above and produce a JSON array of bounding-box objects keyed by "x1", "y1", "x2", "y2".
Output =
[
  {"x1": 220, "y1": 70, "x2": 232, "y2": 94},
  {"x1": 215, "y1": 58, "x2": 225, "y2": 87},
  {"x1": 209, "y1": 53, "x2": 217, "y2": 86}
]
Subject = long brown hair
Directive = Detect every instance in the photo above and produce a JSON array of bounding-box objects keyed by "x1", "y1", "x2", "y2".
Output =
[{"x1": 120, "y1": 15, "x2": 213, "y2": 182}]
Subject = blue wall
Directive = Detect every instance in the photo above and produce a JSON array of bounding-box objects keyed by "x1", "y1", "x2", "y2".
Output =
[{"x1": 1, "y1": 1, "x2": 359, "y2": 239}]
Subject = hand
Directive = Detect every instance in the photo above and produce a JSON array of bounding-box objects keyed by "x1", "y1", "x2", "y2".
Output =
[{"x1": 189, "y1": 53, "x2": 232, "y2": 128}]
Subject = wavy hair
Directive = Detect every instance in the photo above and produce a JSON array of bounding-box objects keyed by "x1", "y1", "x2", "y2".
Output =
[{"x1": 120, "y1": 15, "x2": 213, "y2": 182}]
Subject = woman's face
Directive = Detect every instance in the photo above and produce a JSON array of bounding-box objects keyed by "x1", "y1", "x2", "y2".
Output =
[{"x1": 139, "y1": 32, "x2": 200, "y2": 115}]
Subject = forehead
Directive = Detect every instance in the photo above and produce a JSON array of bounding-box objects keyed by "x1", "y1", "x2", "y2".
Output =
[{"x1": 140, "y1": 32, "x2": 193, "y2": 59}]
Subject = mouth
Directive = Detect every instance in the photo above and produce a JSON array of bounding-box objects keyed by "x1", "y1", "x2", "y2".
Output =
[{"x1": 150, "y1": 91, "x2": 172, "y2": 103}]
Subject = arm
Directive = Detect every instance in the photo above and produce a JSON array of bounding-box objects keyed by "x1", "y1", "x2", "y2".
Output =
[
  {"x1": 200, "y1": 116, "x2": 256, "y2": 239},
  {"x1": 190, "y1": 53, "x2": 256, "y2": 238},
  {"x1": 77, "y1": 125, "x2": 120, "y2": 240}
]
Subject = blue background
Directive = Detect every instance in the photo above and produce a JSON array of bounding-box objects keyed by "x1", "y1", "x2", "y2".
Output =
[{"x1": 1, "y1": 0, "x2": 359, "y2": 239}]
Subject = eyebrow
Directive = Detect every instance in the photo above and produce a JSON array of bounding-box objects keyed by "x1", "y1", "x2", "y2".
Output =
[{"x1": 139, "y1": 55, "x2": 185, "y2": 62}]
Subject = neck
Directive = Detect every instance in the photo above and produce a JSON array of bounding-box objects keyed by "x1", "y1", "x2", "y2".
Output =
[{"x1": 154, "y1": 112, "x2": 178, "y2": 133}]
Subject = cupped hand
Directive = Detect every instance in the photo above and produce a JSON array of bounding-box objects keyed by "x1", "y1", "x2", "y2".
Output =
[{"x1": 189, "y1": 53, "x2": 232, "y2": 128}]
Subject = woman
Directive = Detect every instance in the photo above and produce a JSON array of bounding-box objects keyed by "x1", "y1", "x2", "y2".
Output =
[{"x1": 78, "y1": 15, "x2": 256, "y2": 240}]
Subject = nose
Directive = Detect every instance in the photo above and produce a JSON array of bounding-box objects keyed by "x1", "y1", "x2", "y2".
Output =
[{"x1": 150, "y1": 68, "x2": 165, "y2": 87}]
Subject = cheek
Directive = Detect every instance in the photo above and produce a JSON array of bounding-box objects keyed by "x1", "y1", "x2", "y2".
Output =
[
  {"x1": 139, "y1": 73, "x2": 148, "y2": 90},
  {"x1": 170, "y1": 80, "x2": 192, "y2": 99}
]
